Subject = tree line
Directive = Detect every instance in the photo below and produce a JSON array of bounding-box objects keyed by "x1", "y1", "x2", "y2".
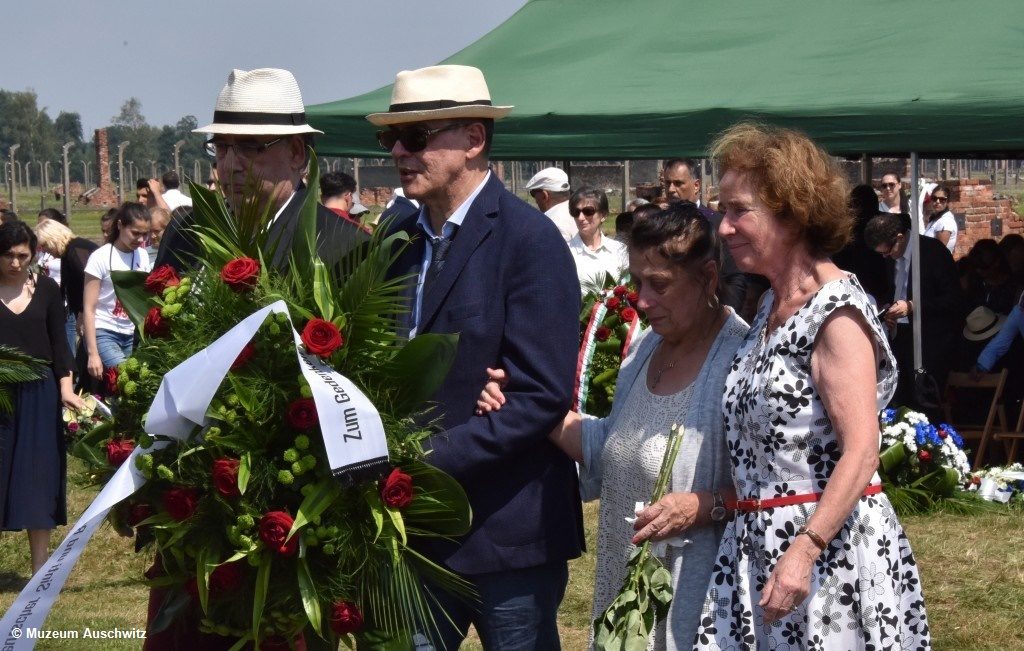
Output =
[{"x1": 0, "y1": 89, "x2": 208, "y2": 186}]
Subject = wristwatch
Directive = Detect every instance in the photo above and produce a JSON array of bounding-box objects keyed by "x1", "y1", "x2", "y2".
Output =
[{"x1": 710, "y1": 491, "x2": 727, "y2": 522}]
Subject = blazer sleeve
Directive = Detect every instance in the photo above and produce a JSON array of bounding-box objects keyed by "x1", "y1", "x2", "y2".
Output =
[
  {"x1": 154, "y1": 208, "x2": 199, "y2": 273},
  {"x1": 977, "y1": 305, "x2": 1024, "y2": 371},
  {"x1": 921, "y1": 241, "x2": 964, "y2": 317},
  {"x1": 425, "y1": 218, "x2": 581, "y2": 481}
]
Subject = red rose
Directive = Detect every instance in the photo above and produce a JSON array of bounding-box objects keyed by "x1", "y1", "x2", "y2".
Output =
[
  {"x1": 144, "y1": 306, "x2": 170, "y2": 338},
  {"x1": 971, "y1": 475, "x2": 982, "y2": 486},
  {"x1": 605, "y1": 297, "x2": 621, "y2": 310},
  {"x1": 259, "y1": 511, "x2": 298, "y2": 557},
  {"x1": 937, "y1": 428, "x2": 948, "y2": 439},
  {"x1": 67, "y1": 421, "x2": 80, "y2": 432},
  {"x1": 104, "y1": 367, "x2": 119, "y2": 395},
  {"x1": 231, "y1": 342, "x2": 256, "y2": 371},
  {"x1": 220, "y1": 257, "x2": 260, "y2": 291},
  {"x1": 163, "y1": 486, "x2": 200, "y2": 521},
  {"x1": 626, "y1": 291, "x2": 639, "y2": 305},
  {"x1": 106, "y1": 438, "x2": 135, "y2": 467},
  {"x1": 917, "y1": 449, "x2": 932, "y2": 463},
  {"x1": 621, "y1": 307, "x2": 639, "y2": 323},
  {"x1": 209, "y1": 560, "x2": 244, "y2": 596},
  {"x1": 301, "y1": 318, "x2": 344, "y2": 357},
  {"x1": 613, "y1": 285, "x2": 628, "y2": 297},
  {"x1": 329, "y1": 601, "x2": 364, "y2": 636},
  {"x1": 286, "y1": 398, "x2": 318, "y2": 430},
  {"x1": 380, "y1": 468, "x2": 414, "y2": 509},
  {"x1": 595, "y1": 326, "x2": 612, "y2": 342},
  {"x1": 212, "y1": 458, "x2": 241, "y2": 497},
  {"x1": 126, "y1": 502, "x2": 153, "y2": 527},
  {"x1": 144, "y1": 264, "x2": 180, "y2": 294}
]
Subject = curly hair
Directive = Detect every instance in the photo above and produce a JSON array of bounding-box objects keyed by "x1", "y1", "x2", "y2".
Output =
[{"x1": 711, "y1": 122, "x2": 852, "y2": 255}]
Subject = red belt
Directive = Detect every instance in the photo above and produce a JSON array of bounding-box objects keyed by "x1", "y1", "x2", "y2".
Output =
[{"x1": 727, "y1": 484, "x2": 882, "y2": 512}]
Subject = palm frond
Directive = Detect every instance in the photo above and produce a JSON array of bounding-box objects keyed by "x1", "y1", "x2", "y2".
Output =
[{"x1": 0, "y1": 345, "x2": 48, "y2": 415}]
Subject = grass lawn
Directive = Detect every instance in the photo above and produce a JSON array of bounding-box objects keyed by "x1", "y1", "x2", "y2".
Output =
[{"x1": 1, "y1": 481, "x2": 1022, "y2": 650}]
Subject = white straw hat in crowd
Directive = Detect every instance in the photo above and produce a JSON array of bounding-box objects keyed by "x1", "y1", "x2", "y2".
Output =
[
  {"x1": 195, "y1": 68, "x2": 323, "y2": 136},
  {"x1": 524, "y1": 168, "x2": 570, "y2": 193},
  {"x1": 962, "y1": 306, "x2": 1006, "y2": 341},
  {"x1": 366, "y1": 65, "x2": 513, "y2": 126}
]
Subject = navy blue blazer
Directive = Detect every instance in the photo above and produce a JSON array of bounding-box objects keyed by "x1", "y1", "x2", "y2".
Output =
[{"x1": 387, "y1": 174, "x2": 585, "y2": 575}]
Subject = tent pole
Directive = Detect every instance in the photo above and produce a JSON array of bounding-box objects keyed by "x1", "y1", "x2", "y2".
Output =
[
  {"x1": 860, "y1": 154, "x2": 872, "y2": 184},
  {"x1": 910, "y1": 152, "x2": 923, "y2": 375},
  {"x1": 563, "y1": 160, "x2": 571, "y2": 191},
  {"x1": 621, "y1": 161, "x2": 631, "y2": 212}
]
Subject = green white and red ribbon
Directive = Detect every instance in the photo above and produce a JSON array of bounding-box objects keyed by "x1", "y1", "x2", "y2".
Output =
[{"x1": 574, "y1": 301, "x2": 608, "y2": 412}]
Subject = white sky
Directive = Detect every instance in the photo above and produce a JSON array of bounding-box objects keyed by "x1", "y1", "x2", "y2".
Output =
[{"x1": 3, "y1": 0, "x2": 526, "y2": 133}]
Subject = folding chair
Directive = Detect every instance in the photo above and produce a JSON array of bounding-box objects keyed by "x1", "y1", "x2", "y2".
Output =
[
  {"x1": 994, "y1": 400, "x2": 1024, "y2": 465},
  {"x1": 943, "y1": 369, "x2": 1008, "y2": 469}
]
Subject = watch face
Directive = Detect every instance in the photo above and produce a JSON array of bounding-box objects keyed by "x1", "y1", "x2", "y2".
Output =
[{"x1": 710, "y1": 505, "x2": 727, "y2": 522}]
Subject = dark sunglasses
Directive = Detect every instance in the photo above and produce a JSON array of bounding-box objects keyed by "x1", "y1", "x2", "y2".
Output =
[
  {"x1": 932, "y1": 196, "x2": 948, "y2": 202},
  {"x1": 570, "y1": 206, "x2": 599, "y2": 218},
  {"x1": 376, "y1": 123, "x2": 463, "y2": 152},
  {"x1": 880, "y1": 182, "x2": 898, "y2": 190}
]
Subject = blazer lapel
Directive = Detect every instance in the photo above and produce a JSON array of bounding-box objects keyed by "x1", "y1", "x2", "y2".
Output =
[
  {"x1": 268, "y1": 188, "x2": 305, "y2": 270},
  {"x1": 391, "y1": 229, "x2": 426, "y2": 337},
  {"x1": 417, "y1": 177, "x2": 499, "y2": 331}
]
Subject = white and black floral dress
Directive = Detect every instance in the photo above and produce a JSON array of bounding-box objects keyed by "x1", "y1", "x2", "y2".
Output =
[{"x1": 694, "y1": 277, "x2": 930, "y2": 650}]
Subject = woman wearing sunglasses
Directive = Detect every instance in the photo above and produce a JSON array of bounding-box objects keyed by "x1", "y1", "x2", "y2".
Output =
[
  {"x1": 567, "y1": 186, "x2": 628, "y2": 292},
  {"x1": 924, "y1": 186, "x2": 958, "y2": 253}
]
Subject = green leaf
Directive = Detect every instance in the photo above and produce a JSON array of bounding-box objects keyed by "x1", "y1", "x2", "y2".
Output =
[
  {"x1": 379, "y1": 334, "x2": 459, "y2": 415},
  {"x1": 238, "y1": 452, "x2": 251, "y2": 495},
  {"x1": 227, "y1": 635, "x2": 253, "y2": 651},
  {"x1": 291, "y1": 148, "x2": 320, "y2": 280},
  {"x1": 312, "y1": 258, "x2": 335, "y2": 322},
  {"x1": 363, "y1": 486, "x2": 385, "y2": 542},
  {"x1": 879, "y1": 442, "x2": 907, "y2": 475},
  {"x1": 402, "y1": 459, "x2": 471, "y2": 537},
  {"x1": 195, "y1": 546, "x2": 215, "y2": 615},
  {"x1": 111, "y1": 270, "x2": 154, "y2": 332},
  {"x1": 385, "y1": 505, "x2": 407, "y2": 545},
  {"x1": 287, "y1": 479, "x2": 342, "y2": 542},
  {"x1": 252, "y1": 552, "x2": 271, "y2": 642},
  {"x1": 297, "y1": 557, "x2": 323, "y2": 637}
]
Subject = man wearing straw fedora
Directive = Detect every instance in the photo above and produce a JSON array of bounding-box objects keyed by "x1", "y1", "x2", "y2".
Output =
[
  {"x1": 155, "y1": 68, "x2": 367, "y2": 272},
  {"x1": 371, "y1": 65, "x2": 584, "y2": 649}
]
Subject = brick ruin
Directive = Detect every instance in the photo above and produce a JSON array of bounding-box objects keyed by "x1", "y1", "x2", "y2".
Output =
[
  {"x1": 81, "y1": 128, "x2": 119, "y2": 207},
  {"x1": 944, "y1": 178, "x2": 1022, "y2": 259}
]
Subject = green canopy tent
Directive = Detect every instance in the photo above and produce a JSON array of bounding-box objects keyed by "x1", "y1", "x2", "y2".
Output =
[{"x1": 308, "y1": 0, "x2": 1024, "y2": 160}]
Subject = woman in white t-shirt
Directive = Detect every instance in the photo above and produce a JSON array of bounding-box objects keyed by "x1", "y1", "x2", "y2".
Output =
[
  {"x1": 567, "y1": 187, "x2": 628, "y2": 292},
  {"x1": 83, "y1": 203, "x2": 152, "y2": 382},
  {"x1": 923, "y1": 186, "x2": 958, "y2": 253}
]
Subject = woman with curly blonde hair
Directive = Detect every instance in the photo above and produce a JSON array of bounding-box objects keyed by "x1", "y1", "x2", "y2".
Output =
[{"x1": 694, "y1": 123, "x2": 930, "y2": 650}]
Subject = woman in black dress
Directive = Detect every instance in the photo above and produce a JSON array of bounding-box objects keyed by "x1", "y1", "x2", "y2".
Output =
[{"x1": 0, "y1": 222, "x2": 84, "y2": 574}]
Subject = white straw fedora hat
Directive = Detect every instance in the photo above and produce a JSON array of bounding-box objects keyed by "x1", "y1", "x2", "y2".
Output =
[
  {"x1": 963, "y1": 306, "x2": 1006, "y2": 342},
  {"x1": 195, "y1": 68, "x2": 323, "y2": 136},
  {"x1": 366, "y1": 65, "x2": 513, "y2": 126}
]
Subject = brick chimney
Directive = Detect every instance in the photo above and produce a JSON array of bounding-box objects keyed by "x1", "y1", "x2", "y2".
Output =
[{"x1": 83, "y1": 128, "x2": 119, "y2": 207}]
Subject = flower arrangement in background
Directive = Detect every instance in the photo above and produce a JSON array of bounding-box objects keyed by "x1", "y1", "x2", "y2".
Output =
[
  {"x1": 68, "y1": 156, "x2": 472, "y2": 649},
  {"x1": 575, "y1": 274, "x2": 645, "y2": 417},
  {"x1": 968, "y1": 463, "x2": 1024, "y2": 505},
  {"x1": 878, "y1": 407, "x2": 975, "y2": 514},
  {"x1": 62, "y1": 392, "x2": 110, "y2": 446}
]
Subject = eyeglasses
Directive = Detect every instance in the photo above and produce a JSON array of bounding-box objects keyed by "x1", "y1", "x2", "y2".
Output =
[
  {"x1": 877, "y1": 234, "x2": 901, "y2": 257},
  {"x1": 880, "y1": 182, "x2": 898, "y2": 190},
  {"x1": 932, "y1": 196, "x2": 948, "y2": 203},
  {"x1": 570, "y1": 206, "x2": 599, "y2": 218},
  {"x1": 376, "y1": 123, "x2": 464, "y2": 153},
  {"x1": 205, "y1": 137, "x2": 285, "y2": 158}
]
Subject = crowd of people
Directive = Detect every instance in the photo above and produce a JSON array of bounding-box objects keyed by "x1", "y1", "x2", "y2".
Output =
[{"x1": 1, "y1": 61, "x2": 1022, "y2": 650}]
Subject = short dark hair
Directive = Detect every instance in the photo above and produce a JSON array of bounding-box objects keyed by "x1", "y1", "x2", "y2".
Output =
[
  {"x1": 615, "y1": 211, "x2": 635, "y2": 236},
  {"x1": 569, "y1": 186, "x2": 609, "y2": 215},
  {"x1": 863, "y1": 212, "x2": 912, "y2": 249},
  {"x1": 38, "y1": 208, "x2": 67, "y2": 225},
  {"x1": 628, "y1": 201, "x2": 723, "y2": 299},
  {"x1": 0, "y1": 209, "x2": 19, "y2": 224},
  {"x1": 161, "y1": 170, "x2": 180, "y2": 189},
  {"x1": 631, "y1": 203, "x2": 663, "y2": 222},
  {"x1": 107, "y1": 202, "x2": 151, "y2": 244},
  {"x1": 136, "y1": 178, "x2": 150, "y2": 191},
  {"x1": 663, "y1": 158, "x2": 700, "y2": 177},
  {"x1": 0, "y1": 221, "x2": 37, "y2": 257},
  {"x1": 320, "y1": 171, "x2": 357, "y2": 200},
  {"x1": 100, "y1": 208, "x2": 118, "y2": 225}
]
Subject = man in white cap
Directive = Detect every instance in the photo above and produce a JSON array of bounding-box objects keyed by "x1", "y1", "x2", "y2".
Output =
[
  {"x1": 370, "y1": 64, "x2": 583, "y2": 650},
  {"x1": 523, "y1": 167, "x2": 575, "y2": 241},
  {"x1": 155, "y1": 68, "x2": 367, "y2": 271}
]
